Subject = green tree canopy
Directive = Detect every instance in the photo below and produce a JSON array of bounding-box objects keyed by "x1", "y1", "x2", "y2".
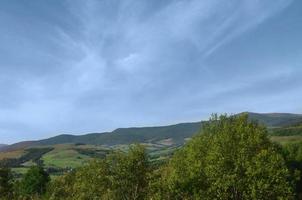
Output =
[
  {"x1": 107, "y1": 144, "x2": 149, "y2": 200},
  {"x1": 19, "y1": 165, "x2": 50, "y2": 197},
  {"x1": 0, "y1": 168, "x2": 13, "y2": 199},
  {"x1": 282, "y1": 142, "x2": 302, "y2": 199},
  {"x1": 47, "y1": 144, "x2": 150, "y2": 200},
  {"x1": 158, "y1": 114, "x2": 295, "y2": 199}
]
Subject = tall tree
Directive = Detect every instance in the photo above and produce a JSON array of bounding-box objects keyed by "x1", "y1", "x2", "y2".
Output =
[
  {"x1": 108, "y1": 144, "x2": 150, "y2": 200},
  {"x1": 158, "y1": 114, "x2": 295, "y2": 199},
  {"x1": 0, "y1": 168, "x2": 13, "y2": 199},
  {"x1": 19, "y1": 166, "x2": 50, "y2": 197}
]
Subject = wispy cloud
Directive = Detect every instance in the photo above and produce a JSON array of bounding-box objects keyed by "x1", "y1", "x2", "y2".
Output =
[{"x1": 0, "y1": 0, "x2": 299, "y2": 143}]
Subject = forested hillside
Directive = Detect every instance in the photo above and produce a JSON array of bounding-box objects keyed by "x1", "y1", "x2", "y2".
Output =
[
  {"x1": 37, "y1": 122, "x2": 202, "y2": 146},
  {"x1": 1, "y1": 112, "x2": 302, "y2": 152}
]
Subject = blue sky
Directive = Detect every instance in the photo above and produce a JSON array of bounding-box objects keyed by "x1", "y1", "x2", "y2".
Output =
[{"x1": 0, "y1": 0, "x2": 301, "y2": 144}]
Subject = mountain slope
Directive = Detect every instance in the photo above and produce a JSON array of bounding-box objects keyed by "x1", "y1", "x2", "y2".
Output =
[
  {"x1": 0, "y1": 141, "x2": 36, "y2": 152},
  {"x1": 246, "y1": 112, "x2": 302, "y2": 127},
  {"x1": 34, "y1": 113, "x2": 302, "y2": 147},
  {"x1": 2, "y1": 112, "x2": 302, "y2": 152},
  {"x1": 37, "y1": 122, "x2": 202, "y2": 146}
]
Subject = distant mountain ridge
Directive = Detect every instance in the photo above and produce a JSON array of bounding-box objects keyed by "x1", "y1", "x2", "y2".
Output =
[
  {"x1": 0, "y1": 141, "x2": 36, "y2": 152},
  {"x1": 37, "y1": 122, "x2": 202, "y2": 146},
  {"x1": 0, "y1": 122, "x2": 202, "y2": 152},
  {"x1": 1, "y1": 112, "x2": 302, "y2": 152},
  {"x1": 245, "y1": 112, "x2": 302, "y2": 127}
]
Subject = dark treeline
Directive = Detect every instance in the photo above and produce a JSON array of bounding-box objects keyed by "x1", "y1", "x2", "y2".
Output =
[{"x1": 1, "y1": 114, "x2": 302, "y2": 199}]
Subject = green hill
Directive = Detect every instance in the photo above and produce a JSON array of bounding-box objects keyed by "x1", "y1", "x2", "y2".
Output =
[
  {"x1": 37, "y1": 122, "x2": 202, "y2": 146},
  {"x1": 246, "y1": 112, "x2": 302, "y2": 127}
]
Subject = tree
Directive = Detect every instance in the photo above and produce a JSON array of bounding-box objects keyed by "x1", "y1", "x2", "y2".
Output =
[
  {"x1": 108, "y1": 144, "x2": 150, "y2": 200},
  {"x1": 157, "y1": 114, "x2": 295, "y2": 199},
  {"x1": 71, "y1": 160, "x2": 111, "y2": 200},
  {"x1": 45, "y1": 144, "x2": 150, "y2": 200},
  {"x1": 0, "y1": 168, "x2": 13, "y2": 199},
  {"x1": 282, "y1": 142, "x2": 302, "y2": 199},
  {"x1": 46, "y1": 171, "x2": 77, "y2": 200},
  {"x1": 19, "y1": 166, "x2": 50, "y2": 197}
]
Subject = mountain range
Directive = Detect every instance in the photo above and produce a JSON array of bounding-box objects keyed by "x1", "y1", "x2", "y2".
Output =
[{"x1": 1, "y1": 112, "x2": 302, "y2": 152}]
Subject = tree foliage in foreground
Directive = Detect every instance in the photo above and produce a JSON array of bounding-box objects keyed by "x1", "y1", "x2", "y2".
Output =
[
  {"x1": 156, "y1": 114, "x2": 295, "y2": 199},
  {"x1": 282, "y1": 142, "x2": 302, "y2": 199},
  {"x1": 18, "y1": 166, "x2": 50, "y2": 198},
  {"x1": 0, "y1": 168, "x2": 13, "y2": 199},
  {"x1": 47, "y1": 144, "x2": 149, "y2": 200}
]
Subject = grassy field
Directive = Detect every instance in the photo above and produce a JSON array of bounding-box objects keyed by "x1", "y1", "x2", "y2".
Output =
[
  {"x1": 41, "y1": 144, "x2": 93, "y2": 168},
  {"x1": 0, "y1": 144, "x2": 102, "y2": 177},
  {"x1": 12, "y1": 167, "x2": 29, "y2": 175},
  {"x1": 0, "y1": 149, "x2": 25, "y2": 160},
  {"x1": 270, "y1": 135, "x2": 302, "y2": 145}
]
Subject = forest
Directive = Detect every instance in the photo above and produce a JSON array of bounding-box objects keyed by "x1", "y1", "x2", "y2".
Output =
[{"x1": 1, "y1": 114, "x2": 302, "y2": 200}]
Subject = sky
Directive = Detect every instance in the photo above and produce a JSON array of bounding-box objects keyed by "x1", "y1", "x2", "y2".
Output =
[{"x1": 0, "y1": 0, "x2": 302, "y2": 144}]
